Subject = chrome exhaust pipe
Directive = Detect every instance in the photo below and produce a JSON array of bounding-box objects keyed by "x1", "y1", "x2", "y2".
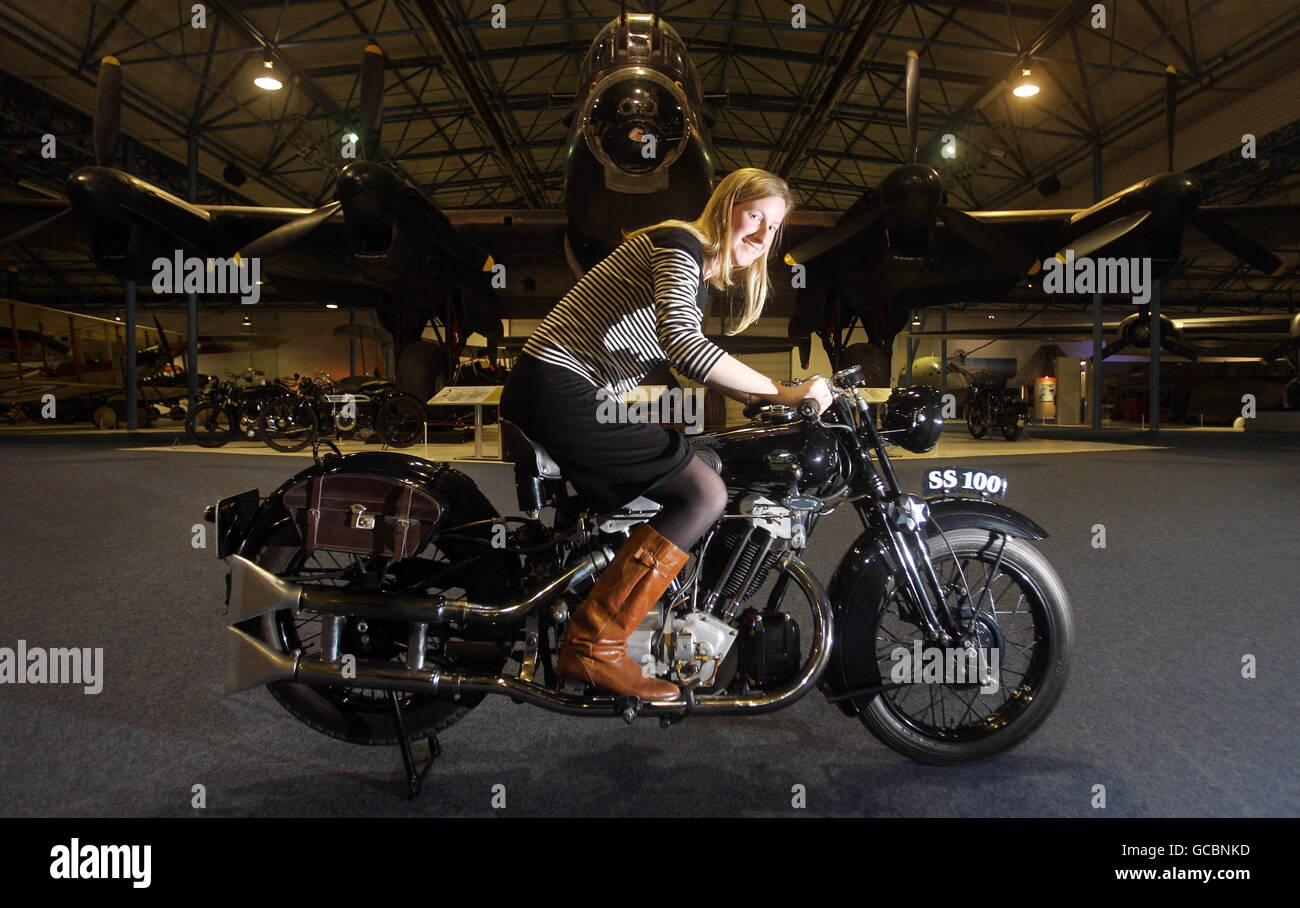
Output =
[
  {"x1": 225, "y1": 626, "x2": 298, "y2": 694},
  {"x1": 225, "y1": 548, "x2": 609, "y2": 627},
  {"x1": 225, "y1": 555, "x2": 835, "y2": 718}
]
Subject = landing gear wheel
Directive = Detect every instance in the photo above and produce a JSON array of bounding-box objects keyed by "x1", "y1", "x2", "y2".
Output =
[{"x1": 93, "y1": 405, "x2": 117, "y2": 429}]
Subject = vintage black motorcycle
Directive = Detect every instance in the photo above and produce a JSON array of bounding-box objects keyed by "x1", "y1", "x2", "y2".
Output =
[
  {"x1": 209, "y1": 366, "x2": 1073, "y2": 796},
  {"x1": 949, "y1": 358, "x2": 1030, "y2": 441},
  {"x1": 186, "y1": 368, "x2": 291, "y2": 448},
  {"x1": 258, "y1": 371, "x2": 427, "y2": 452}
]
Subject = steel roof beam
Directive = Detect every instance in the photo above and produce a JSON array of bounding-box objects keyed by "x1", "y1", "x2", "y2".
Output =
[{"x1": 406, "y1": 0, "x2": 543, "y2": 207}]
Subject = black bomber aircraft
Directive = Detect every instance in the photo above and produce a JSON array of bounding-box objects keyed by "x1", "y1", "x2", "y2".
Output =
[
  {"x1": 4, "y1": 23, "x2": 1295, "y2": 401},
  {"x1": 0, "y1": 12, "x2": 803, "y2": 404},
  {"x1": 781, "y1": 51, "x2": 1299, "y2": 387}
]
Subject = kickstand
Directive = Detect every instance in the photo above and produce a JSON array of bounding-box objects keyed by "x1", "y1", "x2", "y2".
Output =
[{"x1": 388, "y1": 690, "x2": 440, "y2": 800}]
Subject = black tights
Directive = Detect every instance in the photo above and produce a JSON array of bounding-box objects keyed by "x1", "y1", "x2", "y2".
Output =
[{"x1": 645, "y1": 454, "x2": 728, "y2": 550}]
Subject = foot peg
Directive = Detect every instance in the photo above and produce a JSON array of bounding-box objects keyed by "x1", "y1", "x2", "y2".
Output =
[{"x1": 618, "y1": 695, "x2": 641, "y2": 724}]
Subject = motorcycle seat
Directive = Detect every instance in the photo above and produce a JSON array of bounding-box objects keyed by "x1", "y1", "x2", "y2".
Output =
[{"x1": 500, "y1": 419, "x2": 563, "y2": 480}]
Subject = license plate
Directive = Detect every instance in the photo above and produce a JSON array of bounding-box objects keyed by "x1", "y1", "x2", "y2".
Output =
[
  {"x1": 214, "y1": 489, "x2": 260, "y2": 558},
  {"x1": 924, "y1": 467, "x2": 1008, "y2": 498}
]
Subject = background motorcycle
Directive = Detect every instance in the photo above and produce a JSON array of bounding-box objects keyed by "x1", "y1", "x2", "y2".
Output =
[
  {"x1": 948, "y1": 358, "x2": 1030, "y2": 441},
  {"x1": 258, "y1": 370, "x2": 427, "y2": 452},
  {"x1": 186, "y1": 368, "x2": 290, "y2": 448},
  {"x1": 211, "y1": 366, "x2": 1073, "y2": 792}
]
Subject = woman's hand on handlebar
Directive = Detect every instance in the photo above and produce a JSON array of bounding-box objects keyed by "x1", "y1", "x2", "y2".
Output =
[{"x1": 777, "y1": 375, "x2": 833, "y2": 414}]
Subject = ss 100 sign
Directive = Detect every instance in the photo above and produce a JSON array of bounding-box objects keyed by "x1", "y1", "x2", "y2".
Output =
[{"x1": 926, "y1": 467, "x2": 1008, "y2": 498}]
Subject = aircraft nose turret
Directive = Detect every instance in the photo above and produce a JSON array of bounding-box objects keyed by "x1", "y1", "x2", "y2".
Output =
[{"x1": 586, "y1": 76, "x2": 687, "y2": 175}]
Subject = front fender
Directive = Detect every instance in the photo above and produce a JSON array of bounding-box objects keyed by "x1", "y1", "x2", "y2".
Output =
[{"x1": 820, "y1": 496, "x2": 1046, "y2": 715}]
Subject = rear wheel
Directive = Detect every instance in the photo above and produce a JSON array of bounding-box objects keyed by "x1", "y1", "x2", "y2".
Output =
[
  {"x1": 851, "y1": 528, "x2": 1073, "y2": 764},
  {"x1": 374, "y1": 394, "x2": 426, "y2": 448},
  {"x1": 239, "y1": 517, "x2": 518, "y2": 745},
  {"x1": 1001, "y1": 408, "x2": 1025, "y2": 441},
  {"x1": 966, "y1": 399, "x2": 989, "y2": 438}
]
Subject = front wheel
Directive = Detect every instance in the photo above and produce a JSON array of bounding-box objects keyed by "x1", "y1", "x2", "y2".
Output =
[
  {"x1": 852, "y1": 527, "x2": 1074, "y2": 764},
  {"x1": 187, "y1": 402, "x2": 233, "y2": 447}
]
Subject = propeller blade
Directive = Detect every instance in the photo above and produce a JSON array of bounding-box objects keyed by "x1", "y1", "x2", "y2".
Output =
[
  {"x1": 237, "y1": 200, "x2": 342, "y2": 260},
  {"x1": 783, "y1": 205, "x2": 892, "y2": 266},
  {"x1": 1261, "y1": 337, "x2": 1298, "y2": 362},
  {"x1": 937, "y1": 206, "x2": 1039, "y2": 274},
  {"x1": 1056, "y1": 209, "x2": 1152, "y2": 260},
  {"x1": 152, "y1": 314, "x2": 174, "y2": 365},
  {"x1": 1100, "y1": 339, "x2": 1131, "y2": 359},
  {"x1": 0, "y1": 205, "x2": 74, "y2": 251},
  {"x1": 1165, "y1": 65, "x2": 1177, "y2": 172},
  {"x1": 1161, "y1": 336, "x2": 1200, "y2": 361},
  {"x1": 905, "y1": 49, "x2": 920, "y2": 163},
  {"x1": 360, "y1": 44, "x2": 384, "y2": 161},
  {"x1": 94, "y1": 56, "x2": 122, "y2": 166},
  {"x1": 1188, "y1": 212, "x2": 1285, "y2": 276}
]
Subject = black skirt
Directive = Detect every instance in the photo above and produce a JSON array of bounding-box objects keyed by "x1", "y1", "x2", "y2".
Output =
[{"x1": 499, "y1": 353, "x2": 694, "y2": 510}]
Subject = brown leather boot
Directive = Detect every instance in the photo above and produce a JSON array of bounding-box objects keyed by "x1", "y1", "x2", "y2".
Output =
[{"x1": 556, "y1": 523, "x2": 688, "y2": 701}]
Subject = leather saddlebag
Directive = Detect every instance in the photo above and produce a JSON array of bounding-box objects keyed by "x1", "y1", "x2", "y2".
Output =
[{"x1": 282, "y1": 473, "x2": 442, "y2": 560}]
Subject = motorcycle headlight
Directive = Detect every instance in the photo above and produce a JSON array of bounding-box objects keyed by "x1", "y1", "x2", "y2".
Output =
[{"x1": 881, "y1": 385, "x2": 944, "y2": 453}]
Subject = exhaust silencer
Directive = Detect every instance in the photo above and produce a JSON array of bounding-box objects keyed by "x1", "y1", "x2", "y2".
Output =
[{"x1": 225, "y1": 626, "x2": 298, "y2": 693}]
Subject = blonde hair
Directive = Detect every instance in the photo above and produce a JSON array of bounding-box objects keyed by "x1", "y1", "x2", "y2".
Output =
[{"x1": 626, "y1": 167, "x2": 793, "y2": 334}]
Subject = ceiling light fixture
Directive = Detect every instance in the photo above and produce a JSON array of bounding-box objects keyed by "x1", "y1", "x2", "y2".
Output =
[
  {"x1": 325, "y1": 303, "x2": 339, "y2": 309},
  {"x1": 1012, "y1": 66, "x2": 1039, "y2": 99},
  {"x1": 254, "y1": 52, "x2": 283, "y2": 91}
]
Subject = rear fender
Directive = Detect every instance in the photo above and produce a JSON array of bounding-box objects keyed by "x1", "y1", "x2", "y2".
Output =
[{"x1": 820, "y1": 496, "x2": 1046, "y2": 716}]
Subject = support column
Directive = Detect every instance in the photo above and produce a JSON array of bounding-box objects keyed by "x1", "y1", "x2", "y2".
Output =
[
  {"x1": 124, "y1": 138, "x2": 138, "y2": 431},
  {"x1": 186, "y1": 133, "x2": 200, "y2": 409},
  {"x1": 1149, "y1": 280, "x2": 1160, "y2": 433},
  {"x1": 349, "y1": 307, "x2": 357, "y2": 376},
  {"x1": 940, "y1": 306, "x2": 948, "y2": 397},
  {"x1": 1091, "y1": 142, "x2": 1104, "y2": 430},
  {"x1": 1091, "y1": 293, "x2": 1104, "y2": 429}
]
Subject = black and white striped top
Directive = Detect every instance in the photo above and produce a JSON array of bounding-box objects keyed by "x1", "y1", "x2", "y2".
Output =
[{"x1": 522, "y1": 227, "x2": 727, "y2": 395}]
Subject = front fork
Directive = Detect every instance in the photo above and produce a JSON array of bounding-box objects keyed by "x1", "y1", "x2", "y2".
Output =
[{"x1": 877, "y1": 496, "x2": 970, "y2": 645}]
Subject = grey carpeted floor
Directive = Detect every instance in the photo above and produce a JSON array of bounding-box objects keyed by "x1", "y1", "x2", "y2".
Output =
[{"x1": 1, "y1": 429, "x2": 1296, "y2": 817}]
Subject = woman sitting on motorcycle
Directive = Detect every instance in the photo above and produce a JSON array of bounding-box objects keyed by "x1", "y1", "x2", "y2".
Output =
[{"x1": 500, "y1": 167, "x2": 832, "y2": 702}]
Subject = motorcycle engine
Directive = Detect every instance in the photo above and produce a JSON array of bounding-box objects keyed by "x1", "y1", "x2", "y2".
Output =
[{"x1": 628, "y1": 609, "x2": 740, "y2": 691}]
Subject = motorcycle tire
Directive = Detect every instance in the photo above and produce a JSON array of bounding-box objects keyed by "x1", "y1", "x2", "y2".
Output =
[
  {"x1": 1001, "y1": 416, "x2": 1024, "y2": 441},
  {"x1": 187, "y1": 402, "x2": 234, "y2": 448},
  {"x1": 966, "y1": 404, "x2": 989, "y2": 439},
  {"x1": 236, "y1": 513, "x2": 517, "y2": 746},
  {"x1": 259, "y1": 399, "x2": 318, "y2": 452},
  {"x1": 374, "y1": 395, "x2": 426, "y2": 448},
  {"x1": 852, "y1": 527, "x2": 1074, "y2": 764}
]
